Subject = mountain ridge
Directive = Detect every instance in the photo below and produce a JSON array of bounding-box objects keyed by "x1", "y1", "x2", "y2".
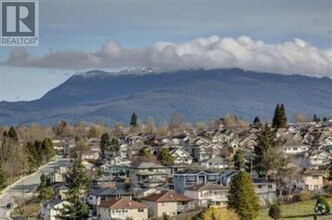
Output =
[{"x1": 1, "y1": 68, "x2": 331, "y2": 126}]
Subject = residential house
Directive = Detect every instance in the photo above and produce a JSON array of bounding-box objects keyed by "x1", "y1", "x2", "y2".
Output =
[
  {"x1": 50, "y1": 165, "x2": 70, "y2": 183},
  {"x1": 141, "y1": 191, "x2": 193, "y2": 218},
  {"x1": 40, "y1": 199, "x2": 69, "y2": 220},
  {"x1": 81, "y1": 150, "x2": 99, "y2": 161},
  {"x1": 192, "y1": 144, "x2": 222, "y2": 162},
  {"x1": 88, "y1": 188, "x2": 134, "y2": 207},
  {"x1": 184, "y1": 182, "x2": 228, "y2": 207},
  {"x1": 52, "y1": 183, "x2": 68, "y2": 200},
  {"x1": 170, "y1": 147, "x2": 193, "y2": 164},
  {"x1": 97, "y1": 198, "x2": 148, "y2": 220},
  {"x1": 281, "y1": 134, "x2": 310, "y2": 155},
  {"x1": 219, "y1": 170, "x2": 239, "y2": 187},
  {"x1": 308, "y1": 151, "x2": 331, "y2": 167},
  {"x1": 300, "y1": 170, "x2": 324, "y2": 191},
  {"x1": 200, "y1": 156, "x2": 230, "y2": 169},
  {"x1": 253, "y1": 178, "x2": 277, "y2": 205},
  {"x1": 130, "y1": 162, "x2": 169, "y2": 188},
  {"x1": 173, "y1": 170, "x2": 220, "y2": 193}
]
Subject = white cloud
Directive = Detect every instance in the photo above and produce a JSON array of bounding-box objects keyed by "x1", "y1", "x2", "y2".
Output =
[{"x1": 2, "y1": 35, "x2": 332, "y2": 76}]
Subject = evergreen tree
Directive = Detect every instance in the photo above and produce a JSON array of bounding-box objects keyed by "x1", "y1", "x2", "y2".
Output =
[
  {"x1": 254, "y1": 123, "x2": 277, "y2": 178},
  {"x1": 8, "y1": 126, "x2": 19, "y2": 142},
  {"x1": 251, "y1": 116, "x2": 262, "y2": 129},
  {"x1": 234, "y1": 150, "x2": 245, "y2": 170},
  {"x1": 100, "y1": 132, "x2": 111, "y2": 155},
  {"x1": 0, "y1": 165, "x2": 7, "y2": 189},
  {"x1": 56, "y1": 160, "x2": 90, "y2": 219},
  {"x1": 110, "y1": 138, "x2": 120, "y2": 152},
  {"x1": 158, "y1": 148, "x2": 174, "y2": 166},
  {"x1": 227, "y1": 171, "x2": 259, "y2": 220},
  {"x1": 313, "y1": 114, "x2": 321, "y2": 122},
  {"x1": 269, "y1": 204, "x2": 281, "y2": 220},
  {"x1": 38, "y1": 186, "x2": 54, "y2": 201},
  {"x1": 272, "y1": 104, "x2": 281, "y2": 128},
  {"x1": 272, "y1": 104, "x2": 287, "y2": 128},
  {"x1": 130, "y1": 113, "x2": 138, "y2": 127},
  {"x1": 279, "y1": 104, "x2": 287, "y2": 128}
]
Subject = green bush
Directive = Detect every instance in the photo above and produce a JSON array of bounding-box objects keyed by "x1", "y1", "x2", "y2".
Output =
[
  {"x1": 292, "y1": 191, "x2": 312, "y2": 202},
  {"x1": 268, "y1": 204, "x2": 281, "y2": 220},
  {"x1": 314, "y1": 196, "x2": 330, "y2": 215}
]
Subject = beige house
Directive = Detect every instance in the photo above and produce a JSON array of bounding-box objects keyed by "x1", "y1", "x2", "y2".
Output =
[
  {"x1": 302, "y1": 170, "x2": 324, "y2": 191},
  {"x1": 97, "y1": 197, "x2": 148, "y2": 220},
  {"x1": 141, "y1": 191, "x2": 193, "y2": 218},
  {"x1": 184, "y1": 182, "x2": 228, "y2": 207}
]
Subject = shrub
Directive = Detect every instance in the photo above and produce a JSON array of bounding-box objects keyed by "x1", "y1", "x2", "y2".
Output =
[
  {"x1": 299, "y1": 191, "x2": 312, "y2": 201},
  {"x1": 292, "y1": 191, "x2": 312, "y2": 202},
  {"x1": 268, "y1": 204, "x2": 281, "y2": 220},
  {"x1": 314, "y1": 196, "x2": 330, "y2": 215}
]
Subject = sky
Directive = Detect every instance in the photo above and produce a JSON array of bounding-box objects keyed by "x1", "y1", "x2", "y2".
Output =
[{"x1": 0, "y1": 0, "x2": 331, "y2": 101}]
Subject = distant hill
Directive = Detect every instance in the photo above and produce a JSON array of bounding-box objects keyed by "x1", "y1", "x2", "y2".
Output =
[{"x1": 1, "y1": 68, "x2": 331, "y2": 126}]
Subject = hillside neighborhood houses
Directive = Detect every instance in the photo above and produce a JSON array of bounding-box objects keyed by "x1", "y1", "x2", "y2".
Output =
[{"x1": 7, "y1": 119, "x2": 332, "y2": 219}]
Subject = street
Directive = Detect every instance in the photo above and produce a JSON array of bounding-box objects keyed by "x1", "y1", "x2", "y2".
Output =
[{"x1": 0, "y1": 155, "x2": 70, "y2": 219}]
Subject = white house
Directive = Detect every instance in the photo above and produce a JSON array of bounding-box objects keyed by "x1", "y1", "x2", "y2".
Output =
[
  {"x1": 170, "y1": 147, "x2": 193, "y2": 164},
  {"x1": 308, "y1": 151, "x2": 331, "y2": 166},
  {"x1": 40, "y1": 199, "x2": 69, "y2": 220},
  {"x1": 184, "y1": 182, "x2": 228, "y2": 207},
  {"x1": 200, "y1": 156, "x2": 230, "y2": 169}
]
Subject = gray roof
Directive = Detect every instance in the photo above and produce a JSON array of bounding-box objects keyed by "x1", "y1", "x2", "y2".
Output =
[
  {"x1": 42, "y1": 199, "x2": 63, "y2": 208},
  {"x1": 89, "y1": 188, "x2": 133, "y2": 196}
]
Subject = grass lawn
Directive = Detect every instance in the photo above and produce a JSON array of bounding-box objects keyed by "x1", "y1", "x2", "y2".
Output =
[
  {"x1": 256, "y1": 198, "x2": 332, "y2": 220},
  {"x1": 12, "y1": 198, "x2": 40, "y2": 218}
]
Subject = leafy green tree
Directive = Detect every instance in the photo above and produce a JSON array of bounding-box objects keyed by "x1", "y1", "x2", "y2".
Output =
[
  {"x1": 314, "y1": 196, "x2": 330, "y2": 215},
  {"x1": 100, "y1": 132, "x2": 111, "y2": 155},
  {"x1": 38, "y1": 186, "x2": 54, "y2": 201},
  {"x1": 56, "y1": 160, "x2": 90, "y2": 219},
  {"x1": 158, "y1": 148, "x2": 174, "y2": 166},
  {"x1": 42, "y1": 138, "x2": 55, "y2": 161},
  {"x1": 227, "y1": 171, "x2": 259, "y2": 220},
  {"x1": 269, "y1": 204, "x2": 281, "y2": 220},
  {"x1": 110, "y1": 138, "x2": 120, "y2": 152},
  {"x1": 234, "y1": 150, "x2": 245, "y2": 170},
  {"x1": 195, "y1": 207, "x2": 240, "y2": 220},
  {"x1": 130, "y1": 113, "x2": 138, "y2": 127},
  {"x1": 139, "y1": 147, "x2": 151, "y2": 158}
]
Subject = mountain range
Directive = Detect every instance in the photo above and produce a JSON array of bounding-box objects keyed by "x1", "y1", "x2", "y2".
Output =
[{"x1": 1, "y1": 68, "x2": 331, "y2": 126}]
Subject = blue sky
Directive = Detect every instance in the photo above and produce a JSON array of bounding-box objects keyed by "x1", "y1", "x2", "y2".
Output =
[{"x1": 1, "y1": 0, "x2": 331, "y2": 101}]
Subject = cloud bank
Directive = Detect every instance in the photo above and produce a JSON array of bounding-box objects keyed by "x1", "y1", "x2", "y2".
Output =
[{"x1": 2, "y1": 35, "x2": 332, "y2": 76}]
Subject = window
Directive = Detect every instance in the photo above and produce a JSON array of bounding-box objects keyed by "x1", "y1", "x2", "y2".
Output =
[
  {"x1": 257, "y1": 185, "x2": 262, "y2": 189},
  {"x1": 312, "y1": 176, "x2": 319, "y2": 179},
  {"x1": 138, "y1": 209, "x2": 144, "y2": 212},
  {"x1": 314, "y1": 185, "x2": 319, "y2": 190},
  {"x1": 268, "y1": 185, "x2": 273, "y2": 188}
]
